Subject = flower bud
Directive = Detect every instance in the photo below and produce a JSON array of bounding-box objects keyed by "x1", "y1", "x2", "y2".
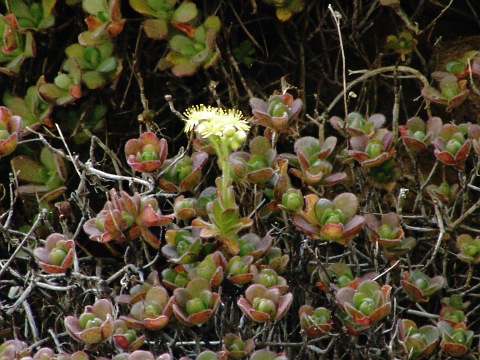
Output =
[
  {"x1": 49, "y1": 247, "x2": 67, "y2": 266},
  {"x1": 365, "y1": 140, "x2": 383, "y2": 158},
  {"x1": 282, "y1": 190, "x2": 303, "y2": 212},
  {"x1": 446, "y1": 139, "x2": 462, "y2": 155},
  {"x1": 186, "y1": 298, "x2": 207, "y2": 315}
]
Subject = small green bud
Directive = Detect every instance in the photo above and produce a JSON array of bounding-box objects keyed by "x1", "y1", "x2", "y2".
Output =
[
  {"x1": 412, "y1": 130, "x2": 425, "y2": 141},
  {"x1": 282, "y1": 191, "x2": 303, "y2": 212},
  {"x1": 79, "y1": 313, "x2": 96, "y2": 329},
  {"x1": 49, "y1": 247, "x2": 67, "y2": 266},
  {"x1": 186, "y1": 298, "x2": 207, "y2": 315},
  {"x1": 353, "y1": 292, "x2": 366, "y2": 310},
  {"x1": 446, "y1": 139, "x2": 462, "y2": 155},
  {"x1": 54, "y1": 74, "x2": 73, "y2": 90},
  {"x1": 378, "y1": 224, "x2": 395, "y2": 239},
  {"x1": 365, "y1": 140, "x2": 384, "y2": 158},
  {"x1": 230, "y1": 339, "x2": 244, "y2": 352},
  {"x1": 451, "y1": 328, "x2": 467, "y2": 344},
  {"x1": 0, "y1": 130, "x2": 9, "y2": 140},
  {"x1": 358, "y1": 297, "x2": 376, "y2": 316},
  {"x1": 144, "y1": 304, "x2": 161, "y2": 318},
  {"x1": 253, "y1": 298, "x2": 276, "y2": 318}
]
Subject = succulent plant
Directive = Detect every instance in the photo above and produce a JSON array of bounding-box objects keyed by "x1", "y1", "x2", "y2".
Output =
[
  {"x1": 0, "y1": 106, "x2": 22, "y2": 158},
  {"x1": 129, "y1": 0, "x2": 198, "y2": 40},
  {"x1": 173, "y1": 195, "x2": 198, "y2": 220},
  {"x1": 162, "y1": 228, "x2": 203, "y2": 264},
  {"x1": 335, "y1": 280, "x2": 391, "y2": 327},
  {"x1": 399, "y1": 116, "x2": 442, "y2": 154},
  {"x1": 158, "y1": 16, "x2": 221, "y2": 77},
  {"x1": 158, "y1": 151, "x2": 209, "y2": 193},
  {"x1": 299, "y1": 305, "x2": 332, "y2": 338},
  {"x1": 237, "y1": 284, "x2": 293, "y2": 323},
  {"x1": 249, "y1": 93, "x2": 302, "y2": 134},
  {"x1": 432, "y1": 123, "x2": 471, "y2": 170},
  {"x1": 237, "y1": 233, "x2": 273, "y2": 260},
  {"x1": 172, "y1": 277, "x2": 221, "y2": 326},
  {"x1": 10, "y1": 146, "x2": 68, "y2": 204},
  {"x1": 79, "y1": 0, "x2": 126, "y2": 46},
  {"x1": 125, "y1": 131, "x2": 168, "y2": 173},
  {"x1": 64, "y1": 298, "x2": 115, "y2": 345},
  {"x1": 385, "y1": 30, "x2": 418, "y2": 61},
  {"x1": 421, "y1": 74, "x2": 470, "y2": 111},
  {"x1": 397, "y1": 319, "x2": 440, "y2": 360},
  {"x1": 348, "y1": 129, "x2": 396, "y2": 167},
  {"x1": 226, "y1": 255, "x2": 256, "y2": 285},
  {"x1": 468, "y1": 123, "x2": 480, "y2": 156},
  {"x1": 3, "y1": 84, "x2": 52, "y2": 129},
  {"x1": 161, "y1": 265, "x2": 190, "y2": 291},
  {"x1": 261, "y1": 0, "x2": 305, "y2": 22},
  {"x1": 6, "y1": 0, "x2": 57, "y2": 31},
  {"x1": 425, "y1": 181, "x2": 459, "y2": 204},
  {"x1": 439, "y1": 295, "x2": 468, "y2": 326},
  {"x1": 438, "y1": 321, "x2": 474, "y2": 358},
  {"x1": 33, "y1": 233, "x2": 75, "y2": 273},
  {"x1": 248, "y1": 349, "x2": 288, "y2": 360},
  {"x1": 316, "y1": 262, "x2": 357, "y2": 291},
  {"x1": 364, "y1": 212, "x2": 404, "y2": 247},
  {"x1": 456, "y1": 234, "x2": 480, "y2": 263},
  {"x1": 120, "y1": 285, "x2": 174, "y2": 331},
  {"x1": 230, "y1": 136, "x2": 277, "y2": 185},
  {"x1": 291, "y1": 192, "x2": 364, "y2": 245},
  {"x1": 189, "y1": 251, "x2": 227, "y2": 288},
  {"x1": 82, "y1": 188, "x2": 174, "y2": 248},
  {"x1": 253, "y1": 267, "x2": 288, "y2": 294},
  {"x1": 330, "y1": 112, "x2": 385, "y2": 138},
  {"x1": 401, "y1": 271, "x2": 445, "y2": 302},
  {"x1": 0, "y1": 13, "x2": 35, "y2": 76},
  {"x1": 112, "y1": 319, "x2": 145, "y2": 352},
  {"x1": 112, "y1": 350, "x2": 172, "y2": 360},
  {"x1": 38, "y1": 59, "x2": 82, "y2": 106},
  {"x1": 115, "y1": 270, "x2": 161, "y2": 305},
  {"x1": 221, "y1": 333, "x2": 255, "y2": 359},
  {"x1": 0, "y1": 339, "x2": 29, "y2": 359},
  {"x1": 290, "y1": 136, "x2": 346, "y2": 186},
  {"x1": 261, "y1": 247, "x2": 289, "y2": 274}
]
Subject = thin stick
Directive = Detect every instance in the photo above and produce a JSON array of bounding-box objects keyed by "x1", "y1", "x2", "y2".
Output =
[{"x1": 328, "y1": 4, "x2": 348, "y2": 117}]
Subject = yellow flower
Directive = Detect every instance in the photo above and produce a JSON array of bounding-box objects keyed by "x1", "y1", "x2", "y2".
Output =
[{"x1": 183, "y1": 105, "x2": 249, "y2": 139}]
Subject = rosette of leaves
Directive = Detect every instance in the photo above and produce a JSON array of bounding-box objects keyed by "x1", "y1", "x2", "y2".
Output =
[
  {"x1": 79, "y1": 0, "x2": 126, "y2": 46},
  {"x1": 161, "y1": 265, "x2": 190, "y2": 291},
  {"x1": 10, "y1": 146, "x2": 67, "y2": 204},
  {"x1": 230, "y1": 136, "x2": 276, "y2": 185},
  {"x1": 299, "y1": 305, "x2": 332, "y2": 339},
  {"x1": 397, "y1": 319, "x2": 440, "y2": 360},
  {"x1": 226, "y1": 255, "x2": 256, "y2": 285},
  {"x1": 120, "y1": 285, "x2": 174, "y2": 331},
  {"x1": 3, "y1": 84, "x2": 52, "y2": 129},
  {"x1": 261, "y1": 0, "x2": 305, "y2": 22},
  {"x1": 279, "y1": 188, "x2": 304, "y2": 213},
  {"x1": 172, "y1": 277, "x2": 221, "y2": 326},
  {"x1": 438, "y1": 321, "x2": 474, "y2": 358},
  {"x1": 0, "y1": 340, "x2": 29, "y2": 359},
  {"x1": 192, "y1": 180, "x2": 253, "y2": 255},
  {"x1": 158, "y1": 151, "x2": 209, "y2": 192},
  {"x1": 112, "y1": 319, "x2": 145, "y2": 352},
  {"x1": 330, "y1": 112, "x2": 385, "y2": 138},
  {"x1": 249, "y1": 93, "x2": 302, "y2": 134},
  {"x1": 33, "y1": 233, "x2": 75, "y2": 273},
  {"x1": 380, "y1": 236, "x2": 417, "y2": 259},
  {"x1": 253, "y1": 268, "x2": 288, "y2": 294},
  {"x1": 421, "y1": 74, "x2": 470, "y2": 111},
  {"x1": 82, "y1": 188, "x2": 174, "y2": 248},
  {"x1": 0, "y1": 14, "x2": 35, "y2": 76},
  {"x1": 425, "y1": 181, "x2": 459, "y2": 204},
  {"x1": 232, "y1": 40, "x2": 255, "y2": 67},
  {"x1": 158, "y1": 16, "x2": 221, "y2": 77},
  {"x1": 261, "y1": 247, "x2": 289, "y2": 274},
  {"x1": 0, "y1": 106, "x2": 22, "y2": 158},
  {"x1": 221, "y1": 333, "x2": 254, "y2": 360},
  {"x1": 364, "y1": 212, "x2": 404, "y2": 247},
  {"x1": 57, "y1": 351, "x2": 90, "y2": 360},
  {"x1": 64, "y1": 299, "x2": 115, "y2": 345},
  {"x1": 335, "y1": 280, "x2": 391, "y2": 327},
  {"x1": 385, "y1": 30, "x2": 418, "y2": 61},
  {"x1": 249, "y1": 350, "x2": 288, "y2": 360},
  {"x1": 468, "y1": 123, "x2": 480, "y2": 156},
  {"x1": 162, "y1": 228, "x2": 202, "y2": 264},
  {"x1": 237, "y1": 284, "x2": 293, "y2": 323},
  {"x1": 399, "y1": 116, "x2": 443, "y2": 154},
  {"x1": 348, "y1": 129, "x2": 396, "y2": 167},
  {"x1": 63, "y1": 40, "x2": 123, "y2": 89},
  {"x1": 432, "y1": 123, "x2": 471, "y2": 170},
  {"x1": 291, "y1": 192, "x2": 364, "y2": 245},
  {"x1": 237, "y1": 233, "x2": 272, "y2": 260},
  {"x1": 439, "y1": 295, "x2": 468, "y2": 326},
  {"x1": 6, "y1": 0, "x2": 57, "y2": 31},
  {"x1": 125, "y1": 131, "x2": 168, "y2": 173},
  {"x1": 401, "y1": 271, "x2": 445, "y2": 303},
  {"x1": 316, "y1": 262, "x2": 356, "y2": 291},
  {"x1": 38, "y1": 59, "x2": 82, "y2": 106},
  {"x1": 456, "y1": 234, "x2": 480, "y2": 263},
  {"x1": 129, "y1": 0, "x2": 198, "y2": 40},
  {"x1": 188, "y1": 251, "x2": 227, "y2": 288},
  {"x1": 173, "y1": 195, "x2": 197, "y2": 220},
  {"x1": 290, "y1": 136, "x2": 346, "y2": 185}
]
